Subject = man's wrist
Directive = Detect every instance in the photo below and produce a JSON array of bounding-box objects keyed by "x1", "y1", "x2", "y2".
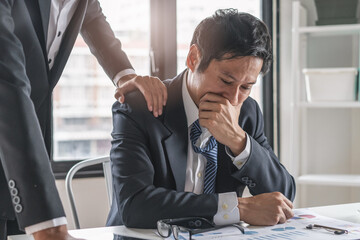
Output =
[
  {"x1": 237, "y1": 197, "x2": 249, "y2": 221},
  {"x1": 112, "y1": 69, "x2": 136, "y2": 87},
  {"x1": 117, "y1": 74, "x2": 137, "y2": 87},
  {"x1": 228, "y1": 129, "x2": 246, "y2": 156}
]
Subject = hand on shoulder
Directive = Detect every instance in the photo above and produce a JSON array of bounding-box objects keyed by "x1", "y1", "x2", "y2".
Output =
[{"x1": 115, "y1": 74, "x2": 168, "y2": 117}]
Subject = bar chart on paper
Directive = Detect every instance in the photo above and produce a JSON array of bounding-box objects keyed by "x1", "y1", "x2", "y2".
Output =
[{"x1": 242, "y1": 227, "x2": 309, "y2": 240}]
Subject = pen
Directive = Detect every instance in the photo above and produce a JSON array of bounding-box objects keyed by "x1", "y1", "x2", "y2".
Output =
[{"x1": 306, "y1": 224, "x2": 348, "y2": 235}]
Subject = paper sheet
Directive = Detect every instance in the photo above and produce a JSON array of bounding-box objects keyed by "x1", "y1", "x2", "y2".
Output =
[{"x1": 168, "y1": 209, "x2": 360, "y2": 240}]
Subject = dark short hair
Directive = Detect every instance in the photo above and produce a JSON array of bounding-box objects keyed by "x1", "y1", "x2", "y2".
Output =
[{"x1": 190, "y1": 9, "x2": 272, "y2": 74}]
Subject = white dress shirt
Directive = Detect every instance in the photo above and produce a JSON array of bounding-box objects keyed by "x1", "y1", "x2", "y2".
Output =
[
  {"x1": 46, "y1": 0, "x2": 135, "y2": 83},
  {"x1": 25, "y1": 0, "x2": 134, "y2": 234},
  {"x1": 182, "y1": 71, "x2": 251, "y2": 225}
]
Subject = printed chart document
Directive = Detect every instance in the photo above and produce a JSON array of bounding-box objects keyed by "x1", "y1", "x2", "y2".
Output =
[{"x1": 167, "y1": 209, "x2": 360, "y2": 240}]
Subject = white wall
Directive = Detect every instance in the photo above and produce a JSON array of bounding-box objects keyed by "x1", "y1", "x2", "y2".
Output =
[{"x1": 56, "y1": 178, "x2": 109, "y2": 230}]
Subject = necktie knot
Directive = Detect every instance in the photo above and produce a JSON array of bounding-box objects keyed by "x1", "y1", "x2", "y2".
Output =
[{"x1": 190, "y1": 120, "x2": 217, "y2": 153}]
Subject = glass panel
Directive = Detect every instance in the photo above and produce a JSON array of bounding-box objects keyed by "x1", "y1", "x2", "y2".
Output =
[
  {"x1": 53, "y1": 0, "x2": 150, "y2": 161},
  {"x1": 176, "y1": 0, "x2": 263, "y2": 108}
]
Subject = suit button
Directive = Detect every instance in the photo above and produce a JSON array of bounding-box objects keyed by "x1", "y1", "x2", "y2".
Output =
[
  {"x1": 14, "y1": 204, "x2": 23, "y2": 213},
  {"x1": 222, "y1": 203, "x2": 228, "y2": 210},
  {"x1": 12, "y1": 196, "x2": 20, "y2": 205},
  {"x1": 223, "y1": 214, "x2": 229, "y2": 220},
  {"x1": 197, "y1": 172, "x2": 202, "y2": 178},
  {"x1": 241, "y1": 177, "x2": 248, "y2": 181},
  {"x1": 10, "y1": 188, "x2": 18, "y2": 196},
  {"x1": 8, "y1": 180, "x2": 15, "y2": 188}
]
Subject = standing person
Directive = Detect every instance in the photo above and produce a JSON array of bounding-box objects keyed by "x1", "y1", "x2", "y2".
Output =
[{"x1": 0, "y1": 0, "x2": 167, "y2": 239}]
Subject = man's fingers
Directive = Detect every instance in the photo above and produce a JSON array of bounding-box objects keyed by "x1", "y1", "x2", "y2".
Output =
[
  {"x1": 278, "y1": 212, "x2": 288, "y2": 224},
  {"x1": 156, "y1": 85, "x2": 164, "y2": 115},
  {"x1": 118, "y1": 94, "x2": 124, "y2": 103},
  {"x1": 150, "y1": 77, "x2": 166, "y2": 116},
  {"x1": 283, "y1": 205, "x2": 294, "y2": 220},
  {"x1": 114, "y1": 81, "x2": 136, "y2": 103},
  {"x1": 136, "y1": 82, "x2": 154, "y2": 112},
  {"x1": 115, "y1": 75, "x2": 168, "y2": 116},
  {"x1": 199, "y1": 101, "x2": 221, "y2": 112},
  {"x1": 161, "y1": 82, "x2": 168, "y2": 106},
  {"x1": 199, "y1": 110, "x2": 216, "y2": 120},
  {"x1": 152, "y1": 88, "x2": 159, "y2": 117},
  {"x1": 200, "y1": 92, "x2": 228, "y2": 104},
  {"x1": 283, "y1": 196, "x2": 294, "y2": 209}
]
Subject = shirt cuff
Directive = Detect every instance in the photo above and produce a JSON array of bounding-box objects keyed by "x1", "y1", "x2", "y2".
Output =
[
  {"x1": 225, "y1": 133, "x2": 251, "y2": 169},
  {"x1": 112, "y1": 69, "x2": 136, "y2": 87},
  {"x1": 213, "y1": 192, "x2": 240, "y2": 225},
  {"x1": 25, "y1": 217, "x2": 67, "y2": 235}
]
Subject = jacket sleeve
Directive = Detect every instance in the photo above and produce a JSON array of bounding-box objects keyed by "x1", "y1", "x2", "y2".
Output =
[
  {"x1": 80, "y1": 0, "x2": 133, "y2": 81},
  {"x1": 0, "y1": 0, "x2": 65, "y2": 230},
  {"x1": 110, "y1": 102, "x2": 218, "y2": 228},
  {"x1": 232, "y1": 98, "x2": 296, "y2": 201}
]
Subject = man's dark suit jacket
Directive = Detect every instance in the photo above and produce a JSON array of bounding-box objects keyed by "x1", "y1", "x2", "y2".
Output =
[
  {"x1": 107, "y1": 70, "x2": 296, "y2": 229},
  {"x1": 0, "y1": 0, "x2": 133, "y2": 230}
]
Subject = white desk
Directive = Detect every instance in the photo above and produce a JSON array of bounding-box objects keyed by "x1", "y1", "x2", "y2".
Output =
[
  {"x1": 8, "y1": 226, "x2": 161, "y2": 240},
  {"x1": 8, "y1": 202, "x2": 360, "y2": 240}
]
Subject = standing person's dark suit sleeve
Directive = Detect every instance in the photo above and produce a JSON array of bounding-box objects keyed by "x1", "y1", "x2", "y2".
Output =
[
  {"x1": 80, "y1": 0, "x2": 134, "y2": 81},
  {"x1": 0, "y1": 0, "x2": 65, "y2": 230},
  {"x1": 236, "y1": 98, "x2": 296, "y2": 201}
]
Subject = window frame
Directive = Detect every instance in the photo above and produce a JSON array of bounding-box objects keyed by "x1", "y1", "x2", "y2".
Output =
[
  {"x1": 261, "y1": 0, "x2": 280, "y2": 156},
  {"x1": 51, "y1": 0, "x2": 277, "y2": 178}
]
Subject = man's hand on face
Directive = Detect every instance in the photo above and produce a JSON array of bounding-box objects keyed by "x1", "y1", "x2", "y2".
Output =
[
  {"x1": 238, "y1": 192, "x2": 294, "y2": 226},
  {"x1": 198, "y1": 93, "x2": 246, "y2": 155},
  {"x1": 114, "y1": 74, "x2": 168, "y2": 117},
  {"x1": 32, "y1": 225, "x2": 84, "y2": 240}
]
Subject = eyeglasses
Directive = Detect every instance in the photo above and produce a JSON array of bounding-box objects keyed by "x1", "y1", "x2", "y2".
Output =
[
  {"x1": 306, "y1": 224, "x2": 348, "y2": 235},
  {"x1": 157, "y1": 217, "x2": 244, "y2": 240}
]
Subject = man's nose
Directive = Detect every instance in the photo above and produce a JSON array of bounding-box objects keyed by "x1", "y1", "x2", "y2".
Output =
[{"x1": 228, "y1": 87, "x2": 241, "y2": 106}]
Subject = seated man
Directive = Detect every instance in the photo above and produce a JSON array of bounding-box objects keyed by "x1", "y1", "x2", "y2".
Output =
[{"x1": 107, "y1": 9, "x2": 296, "y2": 228}]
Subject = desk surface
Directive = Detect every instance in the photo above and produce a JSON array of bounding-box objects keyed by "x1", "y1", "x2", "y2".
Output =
[{"x1": 8, "y1": 202, "x2": 360, "y2": 240}]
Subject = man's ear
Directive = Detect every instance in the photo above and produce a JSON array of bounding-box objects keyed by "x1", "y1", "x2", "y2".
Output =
[{"x1": 186, "y1": 44, "x2": 201, "y2": 72}]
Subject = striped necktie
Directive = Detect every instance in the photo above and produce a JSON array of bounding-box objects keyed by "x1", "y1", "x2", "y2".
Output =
[{"x1": 190, "y1": 119, "x2": 218, "y2": 194}]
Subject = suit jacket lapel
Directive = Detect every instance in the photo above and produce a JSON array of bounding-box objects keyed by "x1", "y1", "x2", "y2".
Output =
[
  {"x1": 49, "y1": 0, "x2": 88, "y2": 90},
  {"x1": 37, "y1": 0, "x2": 51, "y2": 44},
  {"x1": 163, "y1": 71, "x2": 189, "y2": 192},
  {"x1": 23, "y1": 0, "x2": 49, "y2": 72}
]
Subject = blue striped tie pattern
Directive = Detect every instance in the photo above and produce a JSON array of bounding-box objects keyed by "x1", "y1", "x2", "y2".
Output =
[{"x1": 190, "y1": 119, "x2": 218, "y2": 194}]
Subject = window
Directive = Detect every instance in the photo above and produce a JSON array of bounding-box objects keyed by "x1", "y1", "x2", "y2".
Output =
[
  {"x1": 52, "y1": 1, "x2": 150, "y2": 170},
  {"x1": 52, "y1": 0, "x2": 271, "y2": 176}
]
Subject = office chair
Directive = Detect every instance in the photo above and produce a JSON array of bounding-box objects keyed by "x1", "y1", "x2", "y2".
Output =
[{"x1": 65, "y1": 156, "x2": 112, "y2": 229}]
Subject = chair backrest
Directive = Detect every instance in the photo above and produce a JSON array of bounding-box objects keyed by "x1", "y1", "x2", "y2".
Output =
[{"x1": 65, "y1": 156, "x2": 112, "y2": 229}]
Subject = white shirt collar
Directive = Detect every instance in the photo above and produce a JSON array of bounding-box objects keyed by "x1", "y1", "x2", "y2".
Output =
[{"x1": 182, "y1": 70, "x2": 199, "y2": 128}]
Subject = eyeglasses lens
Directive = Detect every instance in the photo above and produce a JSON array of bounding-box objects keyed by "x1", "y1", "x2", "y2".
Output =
[
  {"x1": 157, "y1": 221, "x2": 171, "y2": 237},
  {"x1": 172, "y1": 226, "x2": 191, "y2": 240},
  {"x1": 172, "y1": 225, "x2": 179, "y2": 239}
]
